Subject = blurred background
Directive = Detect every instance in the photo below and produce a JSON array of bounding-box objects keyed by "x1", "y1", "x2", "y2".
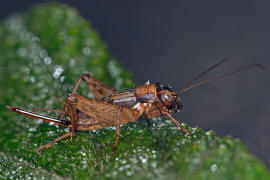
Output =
[{"x1": 1, "y1": 0, "x2": 270, "y2": 168}]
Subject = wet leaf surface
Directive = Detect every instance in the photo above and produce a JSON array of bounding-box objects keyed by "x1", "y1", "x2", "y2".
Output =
[{"x1": 0, "y1": 2, "x2": 269, "y2": 179}]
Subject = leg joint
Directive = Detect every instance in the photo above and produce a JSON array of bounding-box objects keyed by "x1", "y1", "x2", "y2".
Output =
[
  {"x1": 81, "y1": 73, "x2": 92, "y2": 81},
  {"x1": 67, "y1": 94, "x2": 78, "y2": 103}
]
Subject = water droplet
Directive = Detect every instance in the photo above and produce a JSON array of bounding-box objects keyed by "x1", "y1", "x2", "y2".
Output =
[
  {"x1": 53, "y1": 66, "x2": 64, "y2": 79},
  {"x1": 29, "y1": 127, "x2": 36, "y2": 132},
  {"x1": 85, "y1": 38, "x2": 95, "y2": 46},
  {"x1": 44, "y1": 57, "x2": 52, "y2": 65},
  {"x1": 220, "y1": 144, "x2": 226, "y2": 149},
  {"x1": 31, "y1": 36, "x2": 40, "y2": 42},
  {"x1": 69, "y1": 59, "x2": 75, "y2": 67},
  {"x1": 39, "y1": 50, "x2": 48, "y2": 58},
  {"x1": 60, "y1": 76, "x2": 65, "y2": 82},
  {"x1": 17, "y1": 47, "x2": 27, "y2": 57},
  {"x1": 139, "y1": 156, "x2": 147, "y2": 163},
  {"x1": 21, "y1": 67, "x2": 30, "y2": 74},
  {"x1": 126, "y1": 171, "x2": 133, "y2": 176},
  {"x1": 206, "y1": 130, "x2": 214, "y2": 136},
  {"x1": 118, "y1": 166, "x2": 124, "y2": 171},
  {"x1": 107, "y1": 60, "x2": 120, "y2": 77},
  {"x1": 121, "y1": 159, "x2": 127, "y2": 164},
  {"x1": 83, "y1": 47, "x2": 91, "y2": 55},
  {"x1": 211, "y1": 164, "x2": 218, "y2": 172},
  {"x1": 47, "y1": 131, "x2": 55, "y2": 136},
  {"x1": 33, "y1": 56, "x2": 41, "y2": 64},
  {"x1": 30, "y1": 76, "x2": 36, "y2": 83}
]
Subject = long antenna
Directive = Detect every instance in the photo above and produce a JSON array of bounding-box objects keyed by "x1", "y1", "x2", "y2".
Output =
[
  {"x1": 186, "y1": 57, "x2": 229, "y2": 86},
  {"x1": 179, "y1": 64, "x2": 265, "y2": 94},
  {"x1": 7, "y1": 106, "x2": 70, "y2": 126}
]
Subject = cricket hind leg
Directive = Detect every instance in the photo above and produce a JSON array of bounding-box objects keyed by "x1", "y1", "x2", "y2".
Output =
[
  {"x1": 59, "y1": 73, "x2": 116, "y2": 119},
  {"x1": 65, "y1": 94, "x2": 79, "y2": 137},
  {"x1": 58, "y1": 74, "x2": 85, "y2": 119},
  {"x1": 36, "y1": 96, "x2": 79, "y2": 152},
  {"x1": 71, "y1": 73, "x2": 116, "y2": 99},
  {"x1": 52, "y1": 95, "x2": 65, "y2": 104},
  {"x1": 81, "y1": 73, "x2": 116, "y2": 100},
  {"x1": 35, "y1": 132, "x2": 72, "y2": 152}
]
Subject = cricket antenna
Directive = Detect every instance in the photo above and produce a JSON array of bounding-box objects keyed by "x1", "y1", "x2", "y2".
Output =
[
  {"x1": 179, "y1": 63, "x2": 265, "y2": 94},
  {"x1": 185, "y1": 57, "x2": 229, "y2": 87}
]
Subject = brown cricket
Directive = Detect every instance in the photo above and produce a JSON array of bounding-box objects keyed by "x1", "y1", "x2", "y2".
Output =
[{"x1": 7, "y1": 59, "x2": 264, "y2": 152}]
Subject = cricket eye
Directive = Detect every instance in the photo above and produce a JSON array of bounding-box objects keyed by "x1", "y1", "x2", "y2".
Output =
[{"x1": 160, "y1": 91, "x2": 174, "y2": 107}]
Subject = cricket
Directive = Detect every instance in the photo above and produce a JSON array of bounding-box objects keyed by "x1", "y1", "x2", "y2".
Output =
[{"x1": 7, "y1": 58, "x2": 264, "y2": 152}]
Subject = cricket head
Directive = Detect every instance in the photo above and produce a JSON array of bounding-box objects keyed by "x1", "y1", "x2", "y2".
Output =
[{"x1": 156, "y1": 83, "x2": 182, "y2": 113}]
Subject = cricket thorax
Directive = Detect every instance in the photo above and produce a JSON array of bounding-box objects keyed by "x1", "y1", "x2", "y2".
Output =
[
  {"x1": 105, "y1": 83, "x2": 157, "y2": 107},
  {"x1": 104, "y1": 88, "x2": 137, "y2": 107}
]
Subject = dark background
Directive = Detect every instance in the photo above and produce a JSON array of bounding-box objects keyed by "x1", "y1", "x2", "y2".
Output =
[{"x1": 1, "y1": 0, "x2": 270, "y2": 168}]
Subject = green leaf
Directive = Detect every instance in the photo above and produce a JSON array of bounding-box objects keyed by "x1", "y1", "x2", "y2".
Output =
[{"x1": 0, "y1": 2, "x2": 269, "y2": 179}]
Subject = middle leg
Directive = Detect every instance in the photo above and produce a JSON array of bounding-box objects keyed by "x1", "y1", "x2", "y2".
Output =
[{"x1": 112, "y1": 107, "x2": 122, "y2": 153}]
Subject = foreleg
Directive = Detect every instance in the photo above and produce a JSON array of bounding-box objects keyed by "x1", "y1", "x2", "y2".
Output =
[{"x1": 164, "y1": 112, "x2": 191, "y2": 134}]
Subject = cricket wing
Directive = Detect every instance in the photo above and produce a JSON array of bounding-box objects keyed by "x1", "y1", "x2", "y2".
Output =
[{"x1": 70, "y1": 94, "x2": 140, "y2": 130}]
